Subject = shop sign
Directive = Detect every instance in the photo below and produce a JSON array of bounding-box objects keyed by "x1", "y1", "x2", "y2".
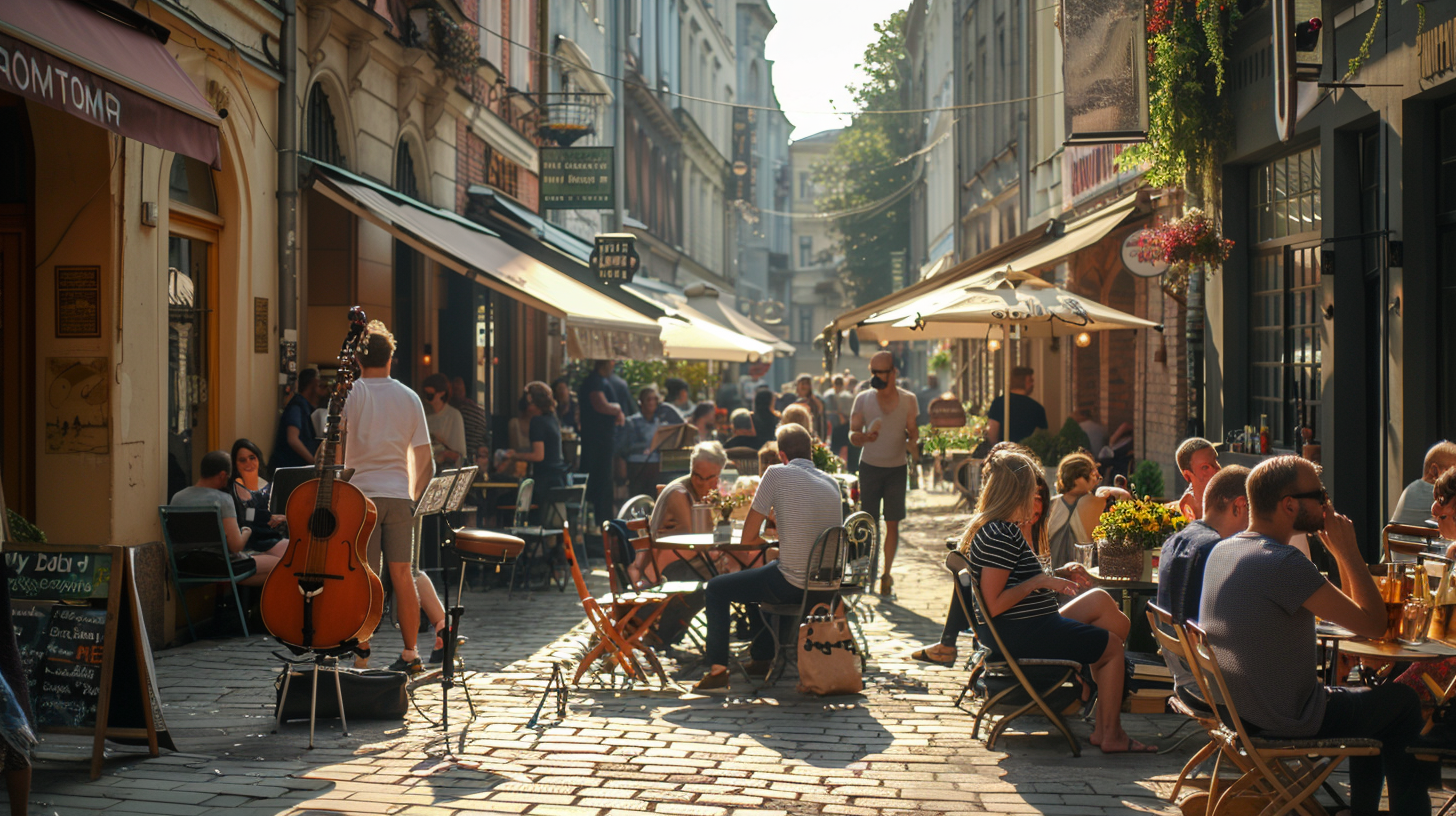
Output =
[
  {"x1": 1419, "y1": 17, "x2": 1456, "y2": 80},
  {"x1": 1061, "y1": 0, "x2": 1149, "y2": 144},
  {"x1": 254, "y1": 298, "x2": 269, "y2": 353},
  {"x1": 730, "y1": 107, "x2": 757, "y2": 201},
  {"x1": 55, "y1": 266, "x2": 99, "y2": 338},
  {"x1": 540, "y1": 146, "x2": 614, "y2": 210},
  {"x1": 590, "y1": 233, "x2": 639, "y2": 286}
]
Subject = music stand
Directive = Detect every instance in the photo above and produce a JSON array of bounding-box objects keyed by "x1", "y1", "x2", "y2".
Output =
[{"x1": 408, "y1": 467, "x2": 477, "y2": 737}]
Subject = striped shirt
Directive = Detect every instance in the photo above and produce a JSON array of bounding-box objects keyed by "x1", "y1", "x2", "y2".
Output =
[
  {"x1": 751, "y1": 459, "x2": 843, "y2": 588},
  {"x1": 967, "y1": 520, "x2": 1059, "y2": 624}
]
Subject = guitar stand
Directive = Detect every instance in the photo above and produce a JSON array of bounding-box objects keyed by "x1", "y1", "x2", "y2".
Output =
[{"x1": 273, "y1": 642, "x2": 364, "y2": 749}]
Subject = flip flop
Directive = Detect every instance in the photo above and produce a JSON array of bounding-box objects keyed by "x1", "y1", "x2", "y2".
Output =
[
  {"x1": 911, "y1": 648, "x2": 956, "y2": 666},
  {"x1": 1099, "y1": 738, "x2": 1158, "y2": 754}
]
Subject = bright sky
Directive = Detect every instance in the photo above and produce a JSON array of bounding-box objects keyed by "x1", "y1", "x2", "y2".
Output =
[{"x1": 764, "y1": 1, "x2": 904, "y2": 141}]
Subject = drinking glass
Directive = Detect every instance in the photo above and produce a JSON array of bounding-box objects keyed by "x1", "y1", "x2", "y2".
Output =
[
  {"x1": 1398, "y1": 597, "x2": 1433, "y2": 645},
  {"x1": 1074, "y1": 542, "x2": 1097, "y2": 571}
]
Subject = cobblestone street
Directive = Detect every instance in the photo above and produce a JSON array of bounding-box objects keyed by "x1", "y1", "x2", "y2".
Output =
[{"x1": 22, "y1": 490, "x2": 1328, "y2": 814}]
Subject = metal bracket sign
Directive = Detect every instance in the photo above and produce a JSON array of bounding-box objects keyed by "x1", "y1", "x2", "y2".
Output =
[
  {"x1": 540, "y1": 146, "x2": 615, "y2": 210},
  {"x1": 590, "y1": 233, "x2": 640, "y2": 286}
]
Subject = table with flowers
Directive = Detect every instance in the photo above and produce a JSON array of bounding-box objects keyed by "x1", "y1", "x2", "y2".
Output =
[{"x1": 1085, "y1": 498, "x2": 1188, "y2": 653}]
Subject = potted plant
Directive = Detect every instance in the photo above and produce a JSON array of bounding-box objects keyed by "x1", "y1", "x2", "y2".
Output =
[
  {"x1": 1091, "y1": 499, "x2": 1187, "y2": 581},
  {"x1": 705, "y1": 489, "x2": 750, "y2": 543}
]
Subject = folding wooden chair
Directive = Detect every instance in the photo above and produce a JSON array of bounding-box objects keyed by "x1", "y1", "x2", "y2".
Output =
[
  {"x1": 947, "y1": 549, "x2": 1082, "y2": 756},
  {"x1": 1146, "y1": 602, "x2": 1252, "y2": 805},
  {"x1": 601, "y1": 518, "x2": 706, "y2": 652},
  {"x1": 1382, "y1": 522, "x2": 1444, "y2": 562},
  {"x1": 159, "y1": 505, "x2": 258, "y2": 640},
  {"x1": 1182, "y1": 621, "x2": 1381, "y2": 816},
  {"x1": 561, "y1": 523, "x2": 670, "y2": 687}
]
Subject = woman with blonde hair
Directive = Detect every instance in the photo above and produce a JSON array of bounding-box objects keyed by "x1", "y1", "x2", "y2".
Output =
[{"x1": 958, "y1": 450, "x2": 1153, "y2": 753}]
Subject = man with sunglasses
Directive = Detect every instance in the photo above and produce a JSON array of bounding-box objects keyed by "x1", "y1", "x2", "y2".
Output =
[
  {"x1": 1199, "y1": 455, "x2": 1431, "y2": 815},
  {"x1": 850, "y1": 350, "x2": 919, "y2": 598},
  {"x1": 420, "y1": 373, "x2": 465, "y2": 468}
]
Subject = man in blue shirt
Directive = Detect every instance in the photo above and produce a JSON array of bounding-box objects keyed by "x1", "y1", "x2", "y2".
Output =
[
  {"x1": 1157, "y1": 465, "x2": 1251, "y2": 624},
  {"x1": 271, "y1": 368, "x2": 325, "y2": 470}
]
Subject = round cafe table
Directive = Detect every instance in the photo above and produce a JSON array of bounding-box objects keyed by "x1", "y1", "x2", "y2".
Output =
[
  {"x1": 1338, "y1": 636, "x2": 1456, "y2": 686},
  {"x1": 654, "y1": 532, "x2": 773, "y2": 575}
]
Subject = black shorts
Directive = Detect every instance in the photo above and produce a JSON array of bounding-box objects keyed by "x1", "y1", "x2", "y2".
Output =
[
  {"x1": 858, "y1": 462, "x2": 907, "y2": 521},
  {"x1": 977, "y1": 613, "x2": 1111, "y2": 666}
]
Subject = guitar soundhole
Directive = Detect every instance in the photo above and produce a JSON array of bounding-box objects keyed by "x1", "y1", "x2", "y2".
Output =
[{"x1": 308, "y1": 509, "x2": 338, "y2": 538}]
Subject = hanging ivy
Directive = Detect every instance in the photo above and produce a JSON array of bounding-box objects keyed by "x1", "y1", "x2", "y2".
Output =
[{"x1": 1116, "y1": 0, "x2": 1243, "y2": 207}]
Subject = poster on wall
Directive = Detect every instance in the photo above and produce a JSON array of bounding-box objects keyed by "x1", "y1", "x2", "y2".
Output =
[
  {"x1": 56, "y1": 267, "x2": 100, "y2": 338},
  {"x1": 45, "y1": 358, "x2": 110, "y2": 455}
]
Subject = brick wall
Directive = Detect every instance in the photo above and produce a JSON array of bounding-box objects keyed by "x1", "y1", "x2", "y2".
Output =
[{"x1": 458, "y1": 125, "x2": 488, "y2": 213}]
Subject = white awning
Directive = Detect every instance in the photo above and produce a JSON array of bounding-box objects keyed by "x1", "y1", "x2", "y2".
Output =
[
  {"x1": 309, "y1": 162, "x2": 662, "y2": 360},
  {"x1": 624, "y1": 284, "x2": 775, "y2": 362}
]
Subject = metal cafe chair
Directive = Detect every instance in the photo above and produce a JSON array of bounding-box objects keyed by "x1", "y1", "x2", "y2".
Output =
[
  {"x1": 947, "y1": 549, "x2": 1082, "y2": 756},
  {"x1": 158, "y1": 505, "x2": 257, "y2": 640},
  {"x1": 756, "y1": 525, "x2": 849, "y2": 688}
]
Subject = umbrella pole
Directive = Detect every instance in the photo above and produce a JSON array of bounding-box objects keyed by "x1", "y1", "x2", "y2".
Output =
[{"x1": 1003, "y1": 323, "x2": 1012, "y2": 445}]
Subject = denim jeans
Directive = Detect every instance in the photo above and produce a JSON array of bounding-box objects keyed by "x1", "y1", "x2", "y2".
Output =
[
  {"x1": 704, "y1": 561, "x2": 802, "y2": 666},
  {"x1": 1310, "y1": 684, "x2": 1431, "y2": 815}
]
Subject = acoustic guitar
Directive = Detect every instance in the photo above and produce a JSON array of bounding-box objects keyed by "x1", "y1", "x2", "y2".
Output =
[{"x1": 261, "y1": 307, "x2": 384, "y2": 653}]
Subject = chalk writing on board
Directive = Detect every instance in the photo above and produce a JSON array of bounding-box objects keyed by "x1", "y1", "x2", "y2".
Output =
[
  {"x1": 5, "y1": 550, "x2": 111, "y2": 600},
  {"x1": 34, "y1": 607, "x2": 107, "y2": 729}
]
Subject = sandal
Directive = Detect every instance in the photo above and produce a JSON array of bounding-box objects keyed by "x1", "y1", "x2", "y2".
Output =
[{"x1": 911, "y1": 647, "x2": 956, "y2": 666}]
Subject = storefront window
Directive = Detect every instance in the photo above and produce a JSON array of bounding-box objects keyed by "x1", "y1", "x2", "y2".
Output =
[
  {"x1": 168, "y1": 155, "x2": 217, "y2": 213},
  {"x1": 1249, "y1": 146, "x2": 1322, "y2": 447},
  {"x1": 1438, "y1": 101, "x2": 1456, "y2": 441},
  {"x1": 166, "y1": 233, "x2": 213, "y2": 498}
]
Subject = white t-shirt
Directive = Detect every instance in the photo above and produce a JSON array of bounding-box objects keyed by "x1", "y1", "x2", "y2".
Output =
[
  {"x1": 311, "y1": 406, "x2": 329, "y2": 437},
  {"x1": 343, "y1": 377, "x2": 431, "y2": 500},
  {"x1": 426, "y1": 404, "x2": 466, "y2": 463}
]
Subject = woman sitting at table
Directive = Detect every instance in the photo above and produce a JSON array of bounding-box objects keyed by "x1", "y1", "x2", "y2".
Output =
[
  {"x1": 228, "y1": 438, "x2": 291, "y2": 580},
  {"x1": 1047, "y1": 451, "x2": 1132, "y2": 568},
  {"x1": 1394, "y1": 466, "x2": 1456, "y2": 703},
  {"x1": 914, "y1": 443, "x2": 1050, "y2": 665},
  {"x1": 630, "y1": 441, "x2": 727, "y2": 586},
  {"x1": 953, "y1": 448, "x2": 1153, "y2": 753},
  {"x1": 230, "y1": 439, "x2": 287, "y2": 551}
]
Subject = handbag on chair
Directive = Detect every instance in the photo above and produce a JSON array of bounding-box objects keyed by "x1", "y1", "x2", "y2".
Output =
[{"x1": 796, "y1": 602, "x2": 862, "y2": 696}]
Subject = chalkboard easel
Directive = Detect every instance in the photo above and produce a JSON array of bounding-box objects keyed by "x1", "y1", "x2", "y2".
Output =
[{"x1": 7, "y1": 542, "x2": 174, "y2": 778}]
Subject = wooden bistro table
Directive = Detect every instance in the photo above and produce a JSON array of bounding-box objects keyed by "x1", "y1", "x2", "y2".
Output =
[
  {"x1": 1336, "y1": 635, "x2": 1456, "y2": 686},
  {"x1": 654, "y1": 532, "x2": 773, "y2": 576}
]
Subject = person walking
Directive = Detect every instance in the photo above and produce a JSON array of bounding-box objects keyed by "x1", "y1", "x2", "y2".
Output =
[
  {"x1": 850, "y1": 351, "x2": 919, "y2": 598},
  {"x1": 578, "y1": 360, "x2": 626, "y2": 526},
  {"x1": 343, "y1": 322, "x2": 441, "y2": 675}
]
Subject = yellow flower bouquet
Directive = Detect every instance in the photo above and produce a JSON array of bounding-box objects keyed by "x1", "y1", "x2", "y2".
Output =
[{"x1": 1092, "y1": 499, "x2": 1188, "y2": 580}]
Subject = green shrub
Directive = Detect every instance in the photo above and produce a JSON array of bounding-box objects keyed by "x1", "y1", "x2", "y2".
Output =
[
  {"x1": 1022, "y1": 418, "x2": 1093, "y2": 467},
  {"x1": 1129, "y1": 460, "x2": 1167, "y2": 501}
]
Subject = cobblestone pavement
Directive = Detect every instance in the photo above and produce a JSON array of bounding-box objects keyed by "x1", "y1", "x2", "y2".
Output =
[{"x1": 25, "y1": 489, "x2": 1404, "y2": 814}]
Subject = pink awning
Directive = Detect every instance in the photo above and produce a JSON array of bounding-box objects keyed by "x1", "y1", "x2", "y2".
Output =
[{"x1": 0, "y1": 0, "x2": 221, "y2": 168}]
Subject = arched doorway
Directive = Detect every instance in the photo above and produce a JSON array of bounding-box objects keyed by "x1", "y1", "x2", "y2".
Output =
[
  {"x1": 0, "y1": 91, "x2": 34, "y2": 517},
  {"x1": 167, "y1": 154, "x2": 221, "y2": 498}
]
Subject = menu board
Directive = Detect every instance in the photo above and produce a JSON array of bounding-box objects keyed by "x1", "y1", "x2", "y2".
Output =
[
  {"x1": 35, "y1": 607, "x2": 107, "y2": 728},
  {"x1": 5, "y1": 549, "x2": 112, "y2": 600}
]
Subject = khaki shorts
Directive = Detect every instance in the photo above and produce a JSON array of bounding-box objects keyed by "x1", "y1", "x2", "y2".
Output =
[{"x1": 366, "y1": 497, "x2": 418, "y2": 577}]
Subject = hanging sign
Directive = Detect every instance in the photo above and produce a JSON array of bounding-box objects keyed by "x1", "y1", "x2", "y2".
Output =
[
  {"x1": 590, "y1": 233, "x2": 640, "y2": 286},
  {"x1": 730, "y1": 107, "x2": 757, "y2": 201},
  {"x1": 1121, "y1": 230, "x2": 1170, "y2": 278},
  {"x1": 1061, "y1": 0, "x2": 1149, "y2": 144},
  {"x1": 540, "y1": 146, "x2": 615, "y2": 210}
]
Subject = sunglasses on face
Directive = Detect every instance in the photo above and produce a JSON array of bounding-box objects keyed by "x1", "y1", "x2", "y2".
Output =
[
  {"x1": 1285, "y1": 488, "x2": 1329, "y2": 504},
  {"x1": 870, "y1": 368, "x2": 893, "y2": 376}
]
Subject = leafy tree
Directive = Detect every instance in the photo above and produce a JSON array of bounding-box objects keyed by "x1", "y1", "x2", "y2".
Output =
[{"x1": 811, "y1": 9, "x2": 915, "y2": 307}]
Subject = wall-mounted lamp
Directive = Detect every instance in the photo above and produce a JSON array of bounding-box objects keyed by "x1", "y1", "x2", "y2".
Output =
[
  {"x1": 422, "y1": 343, "x2": 433, "y2": 367},
  {"x1": 1075, "y1": 332, "x2": 1092, "y2": 348},
  {"x1": 987, "y1": 338, "x2": 1002, "y2": 352}
]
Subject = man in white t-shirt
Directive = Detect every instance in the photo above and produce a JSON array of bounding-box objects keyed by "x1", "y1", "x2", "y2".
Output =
[
  {"x1": 420, "y1": 373, "x2": 465, "y2": 467},
  {"x1": 343, "y1": 321, "x2": 438, "y2": 674}
]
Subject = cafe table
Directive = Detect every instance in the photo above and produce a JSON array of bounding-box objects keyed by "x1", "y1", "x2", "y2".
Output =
[
  {"x1": 654, "y1": 532, "x2": 772, "y2": 576},
  {"x1": 1336, "y1": 635, "x2": 1456, "y2": 686},
  {"x1": 1087, "y1": 567, "x2": 1158, "y2": 653}
]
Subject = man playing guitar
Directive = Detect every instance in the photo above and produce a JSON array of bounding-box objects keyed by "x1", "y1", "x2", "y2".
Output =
[{"x1": 343, "y1": 321, "x2": 440, "y2": 674}]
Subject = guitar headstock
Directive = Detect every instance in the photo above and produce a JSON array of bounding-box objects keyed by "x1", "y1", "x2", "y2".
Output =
[{"x1": 335, "y1": 306, "x2": 368, "y2": 395}]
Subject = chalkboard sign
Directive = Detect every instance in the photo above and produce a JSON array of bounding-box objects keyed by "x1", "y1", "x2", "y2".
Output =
[
  {"x1": 5, "y1": 549, "x2": 112, "y2": 600},
  {"x1": 35, "y1": 607, "x2": 107, "y2": 728},
  {"x1": 6, "y1": 543, "x2": 172, "y2": 777}
]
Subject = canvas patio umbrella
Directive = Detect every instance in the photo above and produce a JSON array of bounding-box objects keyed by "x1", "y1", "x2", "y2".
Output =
[
  {"x1": 857, "y1": 267, "x2": 1161, "y2": 442},
  {"x1": 656, "y1": 316, "x2": 776, "y2": 362}
]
